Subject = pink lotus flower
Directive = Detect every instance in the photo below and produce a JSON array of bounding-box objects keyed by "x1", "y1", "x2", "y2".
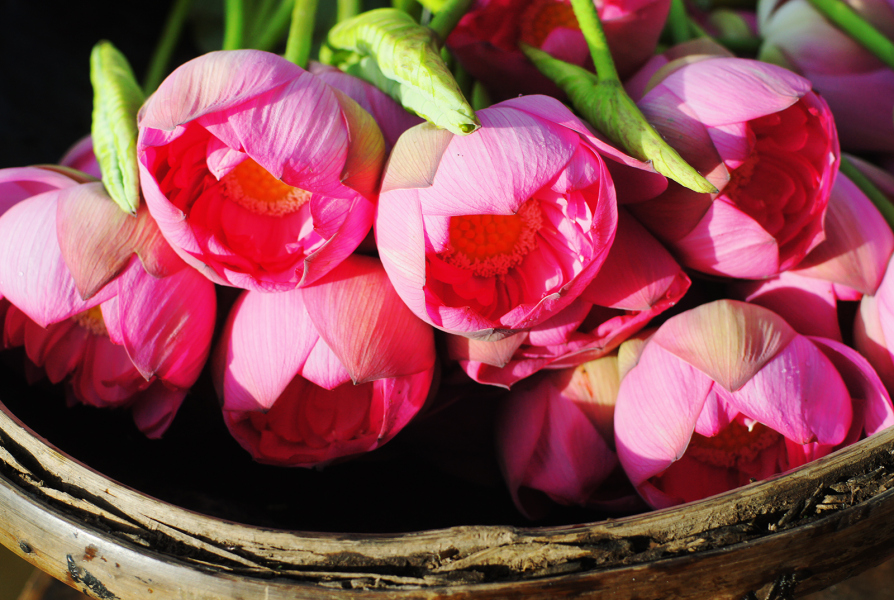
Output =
[
  {"x1": 213, "y1": 254, "x2": 436, "y2": 467},
  {"x1": 496, "y1": 356, "x2": 646, "y2": 519},
  {"x1": 625, "y1": 54, "x2": 839, "y2": 279},
  {"x1": 731, "y1": 170, "x2": 894, "y2": 340},
  {"x1": 308, "y1": 62, "x2": 423, "y2": 150},
  {"x1": 0, "y1": 167, "x2": 216, "y2": 437},
  {"x1": 758, "y1": 0, "x2": 894, "y2": 152},
  {"x1": 376, "y1": 95, "x2": 665, "y2": 340},
  {"x1": 447, "y1": 209, "x2": 690, "y2": 386},
  {"x1": 137, "y1": 50, "x2": 386, "y2": 292},
  {"x1": 615, "y1": 300, "x2": 894, "y2": 509},
  {"x1": 446, "y1": 0, "x2": 670, "y2": 101}
]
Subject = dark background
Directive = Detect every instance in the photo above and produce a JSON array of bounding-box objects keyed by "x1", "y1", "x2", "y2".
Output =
[{"x1": 0, "y1": 0, "x2": 192, "y2": 168}]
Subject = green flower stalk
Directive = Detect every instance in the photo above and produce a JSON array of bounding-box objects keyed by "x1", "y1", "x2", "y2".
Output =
[
  {"x1": 90, "y1": 41, "x2": 146, "y2": 215},
  {"x1": 541, "y1": 0, "x2": 716, "y2": 194},
  {"x1": 522, "y1": 44, "x2": 716, "y2": 194},
  {"x1": 323, "y1": 8, "x2": 479, "y2": 135},
  {"x1": 285, "y1": 0, "x2": 319, "y2": 68},
  {"x1": 805, "y1": 0, "x2": 894, "y2": 71}
]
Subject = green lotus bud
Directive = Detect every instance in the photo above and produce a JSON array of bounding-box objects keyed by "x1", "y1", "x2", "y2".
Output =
[
  {"x1": 522, "y1": 44, "x2": 717, "y2": 194},
  {"x1": 324, "y1": 8, "x2": 480, "y2": 135},
  {"x1": 90, "y1": 41, "x2": 145, "y2": 215}
]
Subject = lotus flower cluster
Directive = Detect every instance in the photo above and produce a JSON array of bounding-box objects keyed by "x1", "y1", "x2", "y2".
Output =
[{"x1": 2, "y1": 0, "x2": 894, "y2": 524}]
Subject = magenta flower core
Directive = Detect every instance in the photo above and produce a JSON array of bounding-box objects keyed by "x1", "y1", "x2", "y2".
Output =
[
  {"x1": 144, "y1": 123, "x2": 322, "y2": 278},
  {"x1": 720, "y1": 99, "x2": 830, "y2": 263}
]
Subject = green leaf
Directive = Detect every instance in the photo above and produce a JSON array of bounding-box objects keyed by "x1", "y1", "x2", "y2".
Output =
[
  {"x1": 522, "y1": 44, "x2": 717, "y2": 194},
  {"x1": 324, "y1": 8, "x2": 480, "y2": 135},
  {"x1": 90, "y1": 41, "x2": 145, "y2": 215}
]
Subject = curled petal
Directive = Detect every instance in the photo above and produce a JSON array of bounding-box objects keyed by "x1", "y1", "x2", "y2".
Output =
[
  {"x1": 793, "y1": 173, "x2": 894, "y2": 296},
  {"x1": 114, "y1": 258, "x2": 216, "y2": 388},
  {"x1": 0, "y1": 191, "x2": 114, "y2": 327},
  {"x1": 56, "y1": 182, "x2": 184, "y2": 300}
]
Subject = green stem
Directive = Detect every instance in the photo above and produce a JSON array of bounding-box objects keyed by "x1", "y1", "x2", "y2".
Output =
[
  {"x1": 284, "y1": 0, "x2": 319, "y2": 68},
  {"x1": 393, "y1": 0, "x2": 425, "y2": 21},
  {"x1": 840, "y1": 156, "x2": 894, "y2": 232},
  {"x1": 428, "y1": 0, "x2": 473, "y2": 41},
  {"x1": 222, "y1": 0, "x2": 245, "y2": 50},
  {"x1": 338, "y1": 0, "x2": 362, "y2": 21},
  {"x1": 569, "y1": 0, "x2": 618, "y2": 82},
  {"x1": 667, "y1": 0, "x2": 693, "y2": 45},
  {"x1": 142, "y1": 0, "x2": 193, "y2": 93},
  {"x1": 247, "y1": 0, "x2": 277, "y2": 44},
  {"x1": 805, "y1": 0, "x2": 894, "y2": 71},
  {"x1": 252, "y1": 0, "x2": 295, "y2": 51}
]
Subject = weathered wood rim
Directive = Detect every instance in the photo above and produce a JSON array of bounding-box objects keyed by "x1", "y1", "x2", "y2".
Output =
[{"x1": 2, "y1": 397, "x2": 894, "y2": 599}]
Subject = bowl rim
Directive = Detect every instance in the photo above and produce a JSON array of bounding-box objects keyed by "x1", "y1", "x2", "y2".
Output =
[{"x1": 3, "y1": 396, "x2": 894, "y2": 599}]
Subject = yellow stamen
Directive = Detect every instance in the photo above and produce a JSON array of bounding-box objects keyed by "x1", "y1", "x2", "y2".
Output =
[
  {"x1": 220, "y1": 158, "x2": 312, "y2": 217},
  {"x1": 73, "y1": 306, "x2": 108, "y2": 337}
]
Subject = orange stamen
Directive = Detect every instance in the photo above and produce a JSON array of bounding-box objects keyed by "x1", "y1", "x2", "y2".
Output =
[
  {"x1": 221, "y1": 158, "x2": 312, "y2": 217},
  {"x1": 519, "y1": 0, "x2": 580, "y2": 48},
  {"x1": 442, "y1": 199, "x2": 543, "y2": 277}
]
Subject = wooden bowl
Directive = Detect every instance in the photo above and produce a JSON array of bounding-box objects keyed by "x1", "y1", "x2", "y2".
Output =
[{"x1": 1, "y1": 357, "x2": 894, "y2": 600}]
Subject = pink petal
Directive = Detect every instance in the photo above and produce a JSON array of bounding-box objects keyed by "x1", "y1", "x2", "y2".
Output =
[
  {"x1": 581, "y1": 209, "x2": 688, "y2": 311},
  {"x1": 413, "y1": 104, "x2": 580, "y2": 216},
  {"x1": 614, "y1": 341, "x2": 715, "y2": 488},
  {"x1": 793, "y1": 173, "x2": 894, "y2": 295},
  {"x1": 299, "y1": 337, "x2": 352, "y2": 390},
  {"x1": 0, "y1": 191, "x2": 114, "y2": 327},
  {"x1": 730, "y1": 271, "x2": 842, "y2": 341},
  {"x1": 0, "y1": 166, "x2": 82, "y2": 217},
  {"x1": 329, "y1": 87, "x2": 386, "y2": 199},
  {"x1": 139, "y1": 50, "x2": 303, "y2": 133},
  {"x1": 732, "y1": 335, "x2": 851, "y2": 445},
  {"x1": 674, "y1": 198, "x2": 781, "y2": 278},
  {"x1": 496, "y1": 375, "x2": 616, "y2": 518},
  {"x1": 56, "y1": 182, "x2": 185, "y2": 300},
  {"x1": 300, "y1": 255, "x2": 434, "y2": 384},
  {"x1": 652, "y1": 300, "x2": 796, "y2": 392},
  {"x1": 114, "y1": 258, "x2": 216, "y2": 388},
  {"x1": 810, "y1": 336, "x2": 894, "y2": 439},
  {"x1": 130, "y1": 382, "x2": 189, "y2": 438},
  {"x1": 380, "y1": 123, "x2": 455, "y2": 194},
  {"x1": 446, "y1": 331, "x2": 527, "y2": 367},
  {"x1": 855, "y1": 291, "x2": 894, "y2": 393},
  {"x1": 213, "y1": 290, "x2": 318, "y2": 411},
  {"x1": 652, "y1": 57, "x2": 810, "y2": 126},
  {"x1": 374, "y1": 186, "x2": 431, "y2": 322}
]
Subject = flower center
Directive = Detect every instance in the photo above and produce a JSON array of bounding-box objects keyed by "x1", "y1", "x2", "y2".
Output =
[
  {"x1": 687, "y1": 421, "x2": 782, "y2": 469},
  {"x1": 442, "y1": 199, "x2": 543, "y2": 277},
  {"x1": 220, "y1": 158, "x2": 312, "y2": 217},
  {"x1": 720, "y1": 100, "x2": 824, "y2": 246},
  {"x1": 519, "y1": 0, "x2": 579, "y2": 48},
  {"x1": 73, "y1": 306, "x2": 108, "y2": 337}
]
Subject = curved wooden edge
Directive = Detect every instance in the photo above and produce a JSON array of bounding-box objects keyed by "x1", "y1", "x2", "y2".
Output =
[
  {"x1": 3, "y1": 458, "x2": 894, "y2": 600},
  {"x1": 2, "y1": 397, "x2": 894, "y2": 597}
]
